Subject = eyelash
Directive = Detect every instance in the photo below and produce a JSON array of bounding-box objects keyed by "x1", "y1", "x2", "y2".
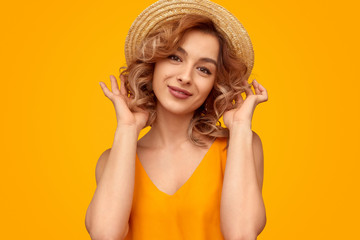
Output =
[
  {"x1": 168, "y1": 54, "x2": 181, "y2": 62},
  {"x1": 197, "y1": 67, "x2": 211, "y2": 75},
  {"x1": 167, "y1": 55, "x2": 212, "y2": 75}
]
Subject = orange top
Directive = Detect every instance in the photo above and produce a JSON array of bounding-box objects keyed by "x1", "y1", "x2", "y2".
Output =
[{"x1": 124, "y1": 137, "x2": 228, "y2": 240}]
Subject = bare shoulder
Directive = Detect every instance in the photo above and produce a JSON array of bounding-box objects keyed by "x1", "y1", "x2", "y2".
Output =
[
  {"x1": 95, "y1": 148, "x2": 112, "y2": 185},
  {"x1": 251, "y1": 130, "x2": 264, "y2": 190}
]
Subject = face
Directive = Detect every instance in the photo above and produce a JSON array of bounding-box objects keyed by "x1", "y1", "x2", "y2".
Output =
[{"x1": 152, "y1": 30, "x2": 219, "y2": 116}]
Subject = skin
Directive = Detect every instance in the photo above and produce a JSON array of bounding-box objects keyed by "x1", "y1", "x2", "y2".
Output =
[
  {"x1": 135, "y1": 30, "x2": 220, "y2": 196},
  {"x1": 85, "y1": 29, "x2": 268, "y2": 240}
]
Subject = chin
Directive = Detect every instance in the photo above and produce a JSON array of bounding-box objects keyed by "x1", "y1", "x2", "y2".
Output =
[{"x1": 159, "y1": 101, "x2": 200, "y2": 116}]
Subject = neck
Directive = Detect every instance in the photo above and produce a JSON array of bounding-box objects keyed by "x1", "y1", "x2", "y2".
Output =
[{"x1": 144, "y1": 104, "x2": 195, "y2": 148}]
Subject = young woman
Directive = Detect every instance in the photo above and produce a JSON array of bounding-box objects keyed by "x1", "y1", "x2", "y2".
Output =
[{"x1": 85, "y1": 0, "x2": 268, "y2": 239}]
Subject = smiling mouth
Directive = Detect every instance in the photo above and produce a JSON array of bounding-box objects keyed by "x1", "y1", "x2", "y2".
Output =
[
  {"x1": 168, "y1": 86, "x2": 192, "y2": 96},
  {"x1": 174, "y1": 90, "x2": 187, "y2": 95},
  {"x1": 168, "y1": 85, "x2": 192, "y2": 99}
]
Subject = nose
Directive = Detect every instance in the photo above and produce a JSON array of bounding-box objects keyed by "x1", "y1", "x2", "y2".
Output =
[{"x1": 176, "y1": 64, "x2": 192, "y2": 85}]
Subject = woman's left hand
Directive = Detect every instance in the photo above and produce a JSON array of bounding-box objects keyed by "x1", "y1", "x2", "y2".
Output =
[{"x1": 223, "y1": 79, "x2": 268, "y2": 130}]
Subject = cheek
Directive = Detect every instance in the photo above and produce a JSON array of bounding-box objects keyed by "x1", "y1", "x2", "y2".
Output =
[
  {"x1": 152, "y1": 72, "x2": 169, "y2": 100},
  {"x1": 153, "y1": 62, "x2": 172, "y2": 85},
  {"x1": 152, "y1": 66, "x2": 164, "y2": 90},
  {"x1": 199, "y1": 80, "x2": 215, "y2": 97}
]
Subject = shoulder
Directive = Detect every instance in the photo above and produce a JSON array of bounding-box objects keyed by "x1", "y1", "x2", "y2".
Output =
[{"x1": 95, "y1": 148, "x2": 112, "y2": 185}]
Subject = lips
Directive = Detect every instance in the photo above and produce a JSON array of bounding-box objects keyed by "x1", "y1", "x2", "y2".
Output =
[
  {"x1": 168, "y1": 86, "x2": 192, "y2": 96},
  {"x1": 168, "y1": 85, "x2": 192, "y2": 99}
]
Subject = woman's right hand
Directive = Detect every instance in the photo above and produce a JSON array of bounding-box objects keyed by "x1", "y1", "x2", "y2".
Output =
[{"x1": 99, "y1": 75, "x2": 149, "y2": 134}]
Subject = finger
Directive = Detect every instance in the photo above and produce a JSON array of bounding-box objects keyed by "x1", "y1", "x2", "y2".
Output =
[
  {"x1": 256, "y1": 82, "x2": 269, "y2": 102},
  {"x1": 257, "y1": 82, "x2": 267, "y2": 95},
  {"x1": 233, "y1": 92, "x2": 244, "y2": 108},
  {"x1": 119, "y1": 75, "x2": 127, "y2": 96},
  {"x1": 236, "y1": 92, "x2": 244, "y2": 103},
  {"x1": 240, "y1": 79, "x2": 253, "y2": 97},
  {"x1": 99, "y1": 81, "x2": 114, "y2": 100},
  {"x1": 244, "y1": 84, "x2": 254, "y2": 96},
  {"x1": 252, "y1": 79, "x2": 261, "y2": 95},
  {"x1": 110, "y1": 75, "x2": 121, "y2": 95}
]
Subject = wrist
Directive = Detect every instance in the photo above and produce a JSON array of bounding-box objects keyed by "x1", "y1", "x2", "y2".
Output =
[
  {"x1": 115, "y1": 124, "x2": 139, "y2": 138},
  {"x1": 113, "y1": 126, "x2": 139, "y2": 150},
  {"x1": 228, "y1": 121, "x2": 252, "y2": 132},
  {"x1": 229, "y1": 124, "x2": 253, "y2": 143}
]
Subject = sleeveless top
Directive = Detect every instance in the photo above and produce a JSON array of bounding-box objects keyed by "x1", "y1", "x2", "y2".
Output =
[{"x1": 124, "y1": 137, "x2": 228, "y2": 240}]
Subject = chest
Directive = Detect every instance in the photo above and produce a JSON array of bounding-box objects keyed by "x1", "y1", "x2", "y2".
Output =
[{"x1": 137, "y1": 146, "x2": 210, "y2": 196}]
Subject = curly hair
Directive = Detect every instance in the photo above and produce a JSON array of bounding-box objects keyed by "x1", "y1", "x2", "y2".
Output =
[{"x1": 120, "y1": 14, "x2": 252, "y2": 147}]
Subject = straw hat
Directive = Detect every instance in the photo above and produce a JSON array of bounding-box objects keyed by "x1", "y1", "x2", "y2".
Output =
[{"x1": 124, "y1": 0, "x2": 254, "y2": 79}]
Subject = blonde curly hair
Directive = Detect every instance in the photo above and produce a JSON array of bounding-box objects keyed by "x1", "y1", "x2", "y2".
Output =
[{"x1": 120, "y1": 14, "x2": 252, "y2": 147}]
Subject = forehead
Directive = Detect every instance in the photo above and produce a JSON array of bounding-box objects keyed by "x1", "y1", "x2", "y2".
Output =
[{"x1": 178, "y1": 30, "x2": 220, "y2": 59}]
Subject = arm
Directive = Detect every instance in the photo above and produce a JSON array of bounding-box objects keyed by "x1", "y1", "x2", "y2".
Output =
[
  {"x1": 220, "y1": 127, "x2": 266, "y2": 240},
  {"x1": 220, "y1": 79, "x2": 268, "y2": 240},
  {"x1": 85, "y1": 75, "x2": 149, "y2": 240},
  {"x1": 85, "y1": 127, "x2": 138, "y2": 240}
]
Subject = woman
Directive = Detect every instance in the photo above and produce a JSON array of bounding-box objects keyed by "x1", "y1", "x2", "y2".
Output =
[{"x1": 85, "y1": 0, "x2": 268, "y2": 239}]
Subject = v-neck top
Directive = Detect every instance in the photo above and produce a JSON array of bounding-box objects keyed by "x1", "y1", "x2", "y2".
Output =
[{"x1": 124, "y1": 137, "x2": 228, "y2": 240}]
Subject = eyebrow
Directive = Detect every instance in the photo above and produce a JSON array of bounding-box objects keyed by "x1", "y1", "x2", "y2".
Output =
[{"x1": 177, "y1": 47, "x2": 218, "y2": 66}]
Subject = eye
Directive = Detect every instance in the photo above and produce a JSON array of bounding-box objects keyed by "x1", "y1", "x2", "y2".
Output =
[
  {"x1": 168, "y1": 54, "x2": 182, "y2": 62},
  {"x1": 197, "y1": 67, "x2": 212, "y2": 75}
]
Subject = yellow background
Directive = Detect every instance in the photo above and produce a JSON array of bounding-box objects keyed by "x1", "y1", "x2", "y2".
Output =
[{"x1": 1, "y1": 0, "x2": 359, "y2": 239}]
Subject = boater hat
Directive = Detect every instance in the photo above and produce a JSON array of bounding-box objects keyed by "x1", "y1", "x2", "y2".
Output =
[{"x1": 125, "y1": 0, "x2": 254, "y2": 79}]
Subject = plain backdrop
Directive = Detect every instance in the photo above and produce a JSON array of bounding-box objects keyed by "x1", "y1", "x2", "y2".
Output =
[{"x1": 1, "y1": 0, "x2": 359, "y2": 239}]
